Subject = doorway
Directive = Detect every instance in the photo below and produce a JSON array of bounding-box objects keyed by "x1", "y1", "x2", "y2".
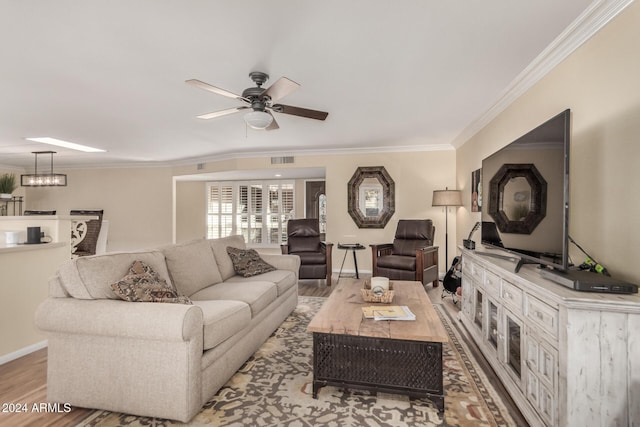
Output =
[{"x1": 305, "y1": 180, "x2": 326, "y2": 240}]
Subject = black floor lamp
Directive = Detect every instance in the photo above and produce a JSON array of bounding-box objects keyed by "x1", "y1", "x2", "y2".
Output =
[{"x1": 432, "y1": 188, "x2": 463, "y2": 269}]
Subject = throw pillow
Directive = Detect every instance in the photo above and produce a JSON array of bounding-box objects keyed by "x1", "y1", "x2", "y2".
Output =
[
  {"x1": 111, "y1": 260, "x2": 192, "y2": 304},
  {"x1": 226, "y1": 247, "x2": 276, "y2": 278}
]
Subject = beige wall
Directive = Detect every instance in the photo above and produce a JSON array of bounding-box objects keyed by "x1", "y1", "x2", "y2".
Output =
[
  {"x1": 324, "y1": 151, "x2": 456, "y2": 273},
  {"x1": 26, "y1": 167, "x2": 175, "y2": 251},
  {"x1": 22, "y1": 149, "x2": 456, "y2": 276},
  {"x1": 0, "y1": 244, "x2": 69, "y2": 360},
  {"x1": 175, "y1": 180, "x2": 207, "y2": 243},
  {"x1": 173, "y1": 150, "x2": 457, "y2": 274},
  {"x1": 456, "y1": 2, "x2": 640, "y2": 283}
]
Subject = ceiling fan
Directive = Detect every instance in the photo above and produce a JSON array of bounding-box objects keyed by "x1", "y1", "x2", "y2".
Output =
[{"x1": 186, "y1": 72, "x2": 329, "y2": 130}]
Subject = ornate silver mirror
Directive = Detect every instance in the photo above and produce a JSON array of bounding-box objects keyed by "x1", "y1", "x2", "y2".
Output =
[{"x1": 347, "y1": 166, "x2": 395, "y2": 228}]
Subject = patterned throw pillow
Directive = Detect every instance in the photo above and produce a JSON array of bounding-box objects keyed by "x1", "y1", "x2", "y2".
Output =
[
  {"x1": 111, "y1": 260, "x2": 192, "y2": 304},
  {"x1": 226, "y1": 247, "x2": 276, "y2": 278}
]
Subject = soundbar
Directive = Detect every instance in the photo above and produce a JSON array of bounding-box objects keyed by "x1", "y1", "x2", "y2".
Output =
[{"x1": 540, "y1": 269, "x2": 638, "y2": 294}]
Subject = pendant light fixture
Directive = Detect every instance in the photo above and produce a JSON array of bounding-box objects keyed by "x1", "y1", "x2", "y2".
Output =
[{"x1": 21, "y1": 151, "x2": 67, "y2": 187}]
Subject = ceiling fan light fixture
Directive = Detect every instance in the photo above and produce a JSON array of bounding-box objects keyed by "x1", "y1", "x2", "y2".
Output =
[{"x1": 244, "y1": 110, "x2": 273, "y2": 130}]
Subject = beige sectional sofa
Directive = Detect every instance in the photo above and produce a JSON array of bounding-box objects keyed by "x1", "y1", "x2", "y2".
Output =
[{"x1": 35, "y1": 235, "x2": 300, "y2": 422}]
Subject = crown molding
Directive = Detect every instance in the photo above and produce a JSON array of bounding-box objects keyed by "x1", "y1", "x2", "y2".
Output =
[
  {"x1": 176, "y1": 143, "x2": 454, "y2": 167},
  {"x1": 52, "y1": 143, "x2": 455, "y2": 170},
  {"x1": 451, "y1": 0, "x2": 635, "y2": 149},
  {"x1": 0, "y1": 164, "x2": 25, "y2": 172}
]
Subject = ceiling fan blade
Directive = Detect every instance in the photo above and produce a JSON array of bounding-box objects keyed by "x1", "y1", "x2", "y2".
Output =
[
  {"x1": 265, "y1": 111, "x2": 279, "y2": 131},
  {"x1": 273, "y1": 104, "x2": 329, "y2": 121},
  {"x1": 186, "y1": 79, "x2": 249, "y2": 103},
  {"x1": 197, "y1": 106, "x2": 249, "y2": 120},
  {"x1": 262, "y1": 77, "x2": 300, "y2": 103}
]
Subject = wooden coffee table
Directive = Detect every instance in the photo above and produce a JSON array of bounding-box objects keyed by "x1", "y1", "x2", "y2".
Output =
[{"x1": 307, "y1": 280, "x2": 449, "y2": 414}]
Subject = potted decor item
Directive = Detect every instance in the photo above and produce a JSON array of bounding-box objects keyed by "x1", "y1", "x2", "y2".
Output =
[{"x1": 0, "y1": 173, "x2": 17, "y2": 200}]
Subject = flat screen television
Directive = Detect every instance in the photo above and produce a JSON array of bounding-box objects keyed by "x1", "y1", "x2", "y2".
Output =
[{"x1": 480, "y1": 109, "x2": 570, "y2": 272}]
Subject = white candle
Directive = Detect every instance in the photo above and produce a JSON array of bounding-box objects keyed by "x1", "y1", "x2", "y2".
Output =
[
  {"x1": 4, "y1": 231, "x2": 20, "y2": 245},
  {"x1": 371, "y1": 276, "x2": 389, "y2": 294}
]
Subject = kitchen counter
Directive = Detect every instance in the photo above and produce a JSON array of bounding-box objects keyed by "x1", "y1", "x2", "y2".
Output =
[{"x1": 0, "y1": 216, "x2": 95, "y2": 363}]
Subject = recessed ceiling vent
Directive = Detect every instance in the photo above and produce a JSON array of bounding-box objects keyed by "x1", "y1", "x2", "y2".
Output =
[{"x1": 271, "y1": 156, "x2": 294, "y2": 165}]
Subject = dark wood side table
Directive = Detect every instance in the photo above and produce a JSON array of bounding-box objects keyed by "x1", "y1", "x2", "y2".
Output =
[{"x1": 337, "y1": 243, "x2": 366, "y2": 282}]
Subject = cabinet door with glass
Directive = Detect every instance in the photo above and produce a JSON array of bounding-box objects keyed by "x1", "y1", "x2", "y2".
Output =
[
  {"x1": 485, "y1": 295, "x2": 500, "y2": 358},
  {"x1": 472, "y1": 286, "x2": 485, "y2": 335},
  {"x1": 501, "y1": 307, "x2": 524, "y2": 390}
]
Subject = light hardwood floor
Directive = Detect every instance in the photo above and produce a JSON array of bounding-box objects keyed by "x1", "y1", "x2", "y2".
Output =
[
  {"x1": 0, "y1": 349, "x2": 92, "y2": 427},
  {"x1": 0, "y1": 274, "x2": 527, "y2": 426}
]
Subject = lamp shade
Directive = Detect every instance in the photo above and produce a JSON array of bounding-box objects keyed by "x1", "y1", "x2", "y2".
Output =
[
  {"x1": 432, "y1": 189, "x2": 462, "y2": 207},
  {"x1": 244, "y1": 110, "x2": 273, "y2": 129}
]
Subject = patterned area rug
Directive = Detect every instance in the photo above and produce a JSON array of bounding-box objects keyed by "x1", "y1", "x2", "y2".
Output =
[{"x1": 77, "y1": 296, "x2": 516, "y2": 427}]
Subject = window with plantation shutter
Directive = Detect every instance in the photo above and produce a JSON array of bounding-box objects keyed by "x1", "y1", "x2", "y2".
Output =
[
  {"x1": 279, "y1": 183, "x2": 295, "y2": 240},
  {"x1": 207, "y1": 180, "x2": 294, "y2": 245},
  {"x1": 207, "y1": 184, "x2": 234, "y2": 239}
]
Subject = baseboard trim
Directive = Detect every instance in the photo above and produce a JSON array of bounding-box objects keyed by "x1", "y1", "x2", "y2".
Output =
[{"x1": 0, "y1": 340, "x2": 48, "y2": 366}]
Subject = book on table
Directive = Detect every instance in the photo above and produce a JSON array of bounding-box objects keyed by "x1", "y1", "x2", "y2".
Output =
[{"x1": 361, "y1": 305, "x2": 416, "y2": 321}]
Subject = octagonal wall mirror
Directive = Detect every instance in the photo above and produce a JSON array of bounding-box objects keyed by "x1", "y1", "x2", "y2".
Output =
[
  {"x1": 488, "y1": 163, "x2": 547, "y2": 234},
  {"x1": 347, "y1": 166, "x2": 395, "y2": 228}
]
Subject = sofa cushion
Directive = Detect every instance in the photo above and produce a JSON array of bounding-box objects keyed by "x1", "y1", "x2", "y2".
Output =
[
  {"x1": 226, "y1": 247, "x2": 276, "y2": 277},
  {"x1": 192, "y1": 300, "x2": 251, "y2": 350},
  {"x1": 57, "y1": 251, "x2": 172, "y2": 300},
  {"x1": 110, "y1": 260, "x2": 192, "y2": 305},
  {"x1": 161, "y1": 239, "x2": 223, "y2": 297},
  {"x1": 208, "y1": 235, "x2": 246, "y2": 281},
  {"x1": 189, "y1": 281, "x2": 277, "y2": 317},
  {"x1": 225, "y1": 269, "x2": 297, "y2": 297}
]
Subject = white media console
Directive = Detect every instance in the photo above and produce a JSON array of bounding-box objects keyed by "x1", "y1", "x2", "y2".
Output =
[{"x1": 459, "y1": 247, "x2": 640, "y2": 427}]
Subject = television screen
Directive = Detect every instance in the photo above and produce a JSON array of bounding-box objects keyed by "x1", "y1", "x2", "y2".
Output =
[{"x1": 481, "y1": 109, "x2": 570, "y2": 272}]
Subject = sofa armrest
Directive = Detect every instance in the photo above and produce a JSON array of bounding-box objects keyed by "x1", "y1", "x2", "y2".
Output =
[
  {"x1": 259, "y1": 253, "x2": 301, "y2": 273},
  {"x1": 35, "y1": 298, "x2": 203, "y2": 342}
]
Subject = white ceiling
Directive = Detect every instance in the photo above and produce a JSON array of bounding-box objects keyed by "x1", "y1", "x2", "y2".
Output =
[{"x1": 0, "y1": 0, "x2": 615, "y2": 170}]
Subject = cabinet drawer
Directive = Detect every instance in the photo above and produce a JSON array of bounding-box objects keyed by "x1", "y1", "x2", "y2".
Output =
[
  {"x1": 484, "y1": 270, "x2": 500, "y2": 297},
  {"x1": 501, "y1": 280, "x2": 523, "y2": 311},
  {"x1": 524, "y1": 296, "x2": 558, "y2": 338}
]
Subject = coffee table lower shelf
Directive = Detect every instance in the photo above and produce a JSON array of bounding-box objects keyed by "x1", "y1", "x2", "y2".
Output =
[{"x1": 312, "y1": 332, "x2": 444, "y2": 415}]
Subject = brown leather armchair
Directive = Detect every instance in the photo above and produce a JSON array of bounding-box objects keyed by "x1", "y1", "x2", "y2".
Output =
[
  {"x1": 370, "y1": 219, "x2": 439, "y2": 287},
  {"x1": 281, "y1": 218, "x2": 333, "y2": 286}
]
